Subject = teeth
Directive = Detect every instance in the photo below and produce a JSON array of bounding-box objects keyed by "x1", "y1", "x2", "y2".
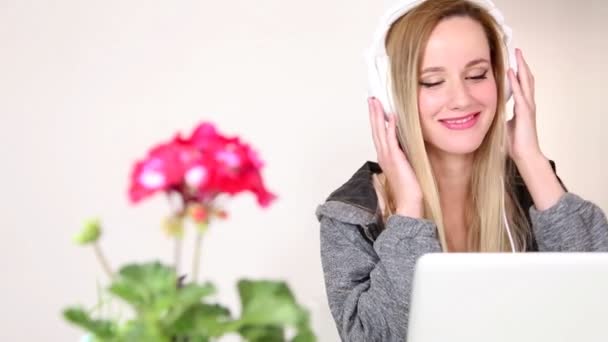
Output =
[{"x1": 444, "y1": 115, "x2": 474, "y2": 124}]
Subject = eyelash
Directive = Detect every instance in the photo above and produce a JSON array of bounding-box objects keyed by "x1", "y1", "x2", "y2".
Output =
[{"x1": 419, "y1": 71, "x2": 489, "y2": 88}]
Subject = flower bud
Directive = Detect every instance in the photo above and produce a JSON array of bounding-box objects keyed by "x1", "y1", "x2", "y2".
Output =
[{"x1": 74, "y1": 218, "x2": 102, "y2": 245}]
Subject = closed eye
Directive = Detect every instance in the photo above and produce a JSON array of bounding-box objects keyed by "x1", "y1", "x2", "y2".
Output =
[
  {"x1": 419, "y1": 80, "x2": 444, "y2": 88},
  {"x1": 419, "y1": 70, "x2": 489, "y2": 88},
  {"x1": 467, "y1": 70, "x2": 488, "y2": 80}
]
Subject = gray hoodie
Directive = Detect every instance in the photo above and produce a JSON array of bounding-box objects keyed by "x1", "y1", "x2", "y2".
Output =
[{"x1": 316, "y1": 161, "x2": 608, "y2": 341}]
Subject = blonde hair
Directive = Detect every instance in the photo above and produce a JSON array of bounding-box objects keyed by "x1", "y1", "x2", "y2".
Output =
[{"x1": 379, "y1": 0, "x2": 530, "y2": 252}]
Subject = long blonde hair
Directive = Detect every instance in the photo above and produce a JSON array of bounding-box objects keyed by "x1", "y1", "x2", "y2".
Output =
[{"x1": 379, "y1": 0, "x2": 530, "y2": 252}]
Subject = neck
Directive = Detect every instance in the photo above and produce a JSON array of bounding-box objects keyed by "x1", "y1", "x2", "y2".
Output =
[
  {"x1": 427, "y1": 146, "x2": 475, "y2": 252},
  {"x1": 427, "y1": 146, "x2": 474, "y2": 198}
]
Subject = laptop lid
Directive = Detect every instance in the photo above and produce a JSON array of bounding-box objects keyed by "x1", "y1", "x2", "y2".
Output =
[{"x1": 407, "y1": 253, "x2": 608, "y2": 342}]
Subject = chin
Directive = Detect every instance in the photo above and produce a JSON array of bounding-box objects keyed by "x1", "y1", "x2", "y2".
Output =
[{"x1": 426, "y1": 135, "x2": 485, "y2": 156}]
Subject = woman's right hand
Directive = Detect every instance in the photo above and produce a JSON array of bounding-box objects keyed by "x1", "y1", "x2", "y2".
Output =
[{"x1": 368, "y1": 97, "x2": 423, "y2": 219}]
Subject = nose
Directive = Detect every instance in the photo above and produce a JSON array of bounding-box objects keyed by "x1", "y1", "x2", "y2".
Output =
[{"x1": 447, "y1": 79, "x2": 473, "y2": 111}]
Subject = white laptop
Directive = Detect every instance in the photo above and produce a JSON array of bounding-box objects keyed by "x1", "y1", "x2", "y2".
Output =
[{"x1": 407, "y1": 253, "x2": 608, "y2": 342}]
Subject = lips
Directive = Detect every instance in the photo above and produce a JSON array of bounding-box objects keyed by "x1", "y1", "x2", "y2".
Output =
[{"x1": 439, "y1": 112, "x2": 480, "y2": 130}]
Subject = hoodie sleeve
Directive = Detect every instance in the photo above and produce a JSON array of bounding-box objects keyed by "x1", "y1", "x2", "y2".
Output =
[
  {"x1": 530, "y1": 192, "x2": 608, "y2": 251},
  {"x1": 513, "y1": 160, "x2": 608, "y2": 251},
  {"x1": 319, "y1": 212, "x2": 441, "y2": 342}
]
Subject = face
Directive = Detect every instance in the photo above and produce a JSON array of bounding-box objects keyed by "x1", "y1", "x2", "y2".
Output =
[{"x1": 417, "y1": 16, "x2": 498, "y2": 156}]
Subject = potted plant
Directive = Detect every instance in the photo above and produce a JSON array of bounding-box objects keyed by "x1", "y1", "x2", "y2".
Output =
[{"x1": 63, "y1": 122, "x2": 315, "y2": 342}]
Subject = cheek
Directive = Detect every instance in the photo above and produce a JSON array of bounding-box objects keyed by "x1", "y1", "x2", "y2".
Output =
[
  {"x1": 418, "y1": 90, "x2": 446, "y2": 119},
  {"x1": 473, "y1": 77, "x2": 498, "y2": 111},
  {"x1": 417, "y1": 90, "x2": 445, "y2": 142}
]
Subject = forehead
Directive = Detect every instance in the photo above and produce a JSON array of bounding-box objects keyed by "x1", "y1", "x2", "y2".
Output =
[{"x1": 422, "y1": 16, "x2": 491, "y2": 67}]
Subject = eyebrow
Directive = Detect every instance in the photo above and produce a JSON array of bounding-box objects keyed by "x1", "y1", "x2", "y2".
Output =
[{"x1": 420, "y1": 58, "x2": 490, "y2": 74}]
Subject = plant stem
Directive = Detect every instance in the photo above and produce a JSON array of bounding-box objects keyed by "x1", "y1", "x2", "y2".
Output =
[
  {"x1": 174, "y1": 236, "x2": 182, "y2": 276},
  {"x1": 93, "y1": 242, "x2": 113, "y2": 279},
  {"x1": 167, "y1": 190, "x2": 186, "y2": 276},
  {"x1": 191, "y1": 230, "x2": 204, "y2": 282}
]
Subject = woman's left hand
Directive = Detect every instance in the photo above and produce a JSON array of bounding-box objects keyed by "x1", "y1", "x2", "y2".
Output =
[
  {"x1": 507, "y1": 49, "x2": 566, "y2": 210},
  {"x1": 506, "y1": 48, "x2": 544, "y2": 163}
]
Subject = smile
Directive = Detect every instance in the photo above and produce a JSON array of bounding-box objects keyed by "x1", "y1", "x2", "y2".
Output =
[{"x1": 439, "y1": 112, "x2": 480, "y2": 130}]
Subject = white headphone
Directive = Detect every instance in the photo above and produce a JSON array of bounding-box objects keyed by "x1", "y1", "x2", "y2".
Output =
[{"x1": 365, "y1": 0, "x2": 519, "y2": 252}]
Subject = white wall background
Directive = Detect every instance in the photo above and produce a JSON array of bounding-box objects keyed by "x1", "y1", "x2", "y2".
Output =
[{"x1": 1, "y1": 0, "x2": 606, "y2": 340}]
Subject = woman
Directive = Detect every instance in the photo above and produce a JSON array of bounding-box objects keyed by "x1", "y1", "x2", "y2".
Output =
[{"x1": 316, "y1": 0, "x2": 608, "y2": 340}]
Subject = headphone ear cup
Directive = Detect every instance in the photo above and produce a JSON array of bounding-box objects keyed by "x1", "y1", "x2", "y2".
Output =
[
  {"x1": 365, "y1": 52, "x2": 382, "y2": 104},
  {"x1": 491, "y1": 8, "x2": 517, "y2": 100},
  {"x1": 373, "y1": 55, "x2": 395, "y2": 117}
]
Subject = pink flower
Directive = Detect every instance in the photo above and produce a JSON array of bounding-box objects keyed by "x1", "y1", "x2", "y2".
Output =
[
  {"x1": 129, "y1": 139, "x2": 192, "y2": 203},
  {"x1": 128, "y1": 122, "x2": 276, "y2": 209}
]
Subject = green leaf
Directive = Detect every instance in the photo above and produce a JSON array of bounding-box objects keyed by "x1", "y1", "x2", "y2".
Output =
[
  {"x1": 237, "y1": 280, "x2": 305, "y2": 327},
  {"x1": 63, "y1": 307, "x2": 116, "y2": 339},
  {"x1": 118, "y1": 262, "x2": 176, "y2": 290},
  {"x1": 114, "y1": 319, "x2": 168, "y2": 342},
  {"x1": 177, "y1": 337, "x2": 209, "y2": 342},
  {"x1": 239, "y1": 325, "x2": 284, "y2": 342},
  {"x1": 108, "y1": 262, "x2": 177, "y2": 311},
  {"x1": 163, "y1": 283, "x2": 216, "y2": 325},
  {"x1": 170, "y1": 303, "x2": 233, "y2": 337},
  {"x1": 108, "y1": 281, "x2": 144, "y2": 307},
  {"x1": 292, "y1": 328, "x2": 316, "y2": 342},
  {"x1": 106, "y1": 262, "x2": 223, "y2": 340},
  {"x1": 74, "y1": 218, "x2": 102, "y2": 245},
  {"x1": 237, "y1": 280, "x2": 317, "y2": 342},
  {"x1": 176, "y1": 283, "x2": 215, "y2": 306}
]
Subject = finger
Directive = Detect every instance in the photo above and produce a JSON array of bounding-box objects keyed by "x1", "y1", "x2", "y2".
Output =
[
  {"x1": 386, "y1": 113, "x2": 403, "y2": 159},
  {"x1": 368, "y1": 98, "x2": 381, "y2": 153},
  {"x1": 372, "y1": 98, "x2": 388, "y2": 153},
  {"x1": 508, "y1": 68, "x2": 528, "y2": 112},
  {"x1": 506, "y1": 115, "x2": 515, "y2": 135},
  {"x1": 517, "y1": 48, "x2": 534, "y2": 87},
  {"x1": 516, "y1": 48, "x2": 535, "y2": 102}
]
